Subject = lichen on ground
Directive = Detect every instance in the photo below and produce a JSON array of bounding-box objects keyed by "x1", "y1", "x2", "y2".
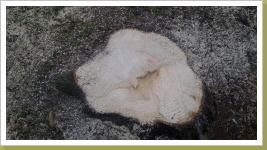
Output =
[{"x1": 6, "y1": 6, "x2": 257, "y2": 140}]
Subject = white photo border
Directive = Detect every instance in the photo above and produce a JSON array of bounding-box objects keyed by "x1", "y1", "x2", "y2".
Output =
[{"x1": 1, "y1": 0, "x2": 262, "y2": 146}]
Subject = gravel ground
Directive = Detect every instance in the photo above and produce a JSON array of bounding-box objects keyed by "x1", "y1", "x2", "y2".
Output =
[{"x1": 6, "y1": 6, "x2": 257, "y2": 140}]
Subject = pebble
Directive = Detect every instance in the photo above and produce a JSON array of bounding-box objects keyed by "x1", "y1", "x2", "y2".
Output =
[
  {"x1": 197, "y1": 62, "x2": 202, "y2": 68},
  {"x1": 232, "y1": 118, "x2": 238, "y2": 125}
]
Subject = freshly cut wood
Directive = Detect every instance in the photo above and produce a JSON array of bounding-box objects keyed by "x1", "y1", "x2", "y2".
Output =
[{"x1": 75, "y1": 29, "x2": 204, "y2": 125}]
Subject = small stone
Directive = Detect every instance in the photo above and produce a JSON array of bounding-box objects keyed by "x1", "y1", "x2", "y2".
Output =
[
  {"x1": 232, "y1": 118, "x2": 238, "y2": 125},
  {"x1": 197, "y1": 62, "x2": 202, "y2": 68}
]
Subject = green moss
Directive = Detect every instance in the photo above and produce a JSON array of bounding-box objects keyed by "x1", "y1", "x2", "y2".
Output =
[
  {"x1": 44, "y1": 64, "x2": 55, "y2": 73},
  {"x1": 51, "y1": 6, "x2": 65, "y2": 15},
  {"x1": 126, "y1": 7, "x2": 138, "y2": 21},
  {"x1": 42, "y1": 6, "x2": 65, "y2": 16},
  {"x1": 127, "y1": 10, "x2": 138, "y2": 21},
  {"x1": 54, "y1": 19, "x2": 96, "y2": 47},
  {"x1": 11, "y1": 109, "x2": 38, "y2": 118},
  {"x1": 72, "y1": 40, "x2": 82, "y2": 46},
  {"x1": 111, "y1": 6, "x2": 122, "y2": 11},
  {"x1": 6, "y1": 36, "x2": 12, "y2": 43},
  {"x1": 52, "y1": 50, "x2": 60, "y2": 58},
  {"x1": 39, "y1": 63, "x2": 55, "y2": 75},
  {"x1": 151, "y1": 6, "x2": 166, "y2": 16},
  {"x1": 77, "y1": 22, "x2": 96, "y2": 37},
  {"x1": 29, "y1": 129, "x2": 37, "y2": 135}
]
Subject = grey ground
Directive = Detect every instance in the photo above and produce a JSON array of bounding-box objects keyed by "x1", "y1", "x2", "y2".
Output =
[{"x1": 6, "y1": 6, "x2": 257, "y2": 140}]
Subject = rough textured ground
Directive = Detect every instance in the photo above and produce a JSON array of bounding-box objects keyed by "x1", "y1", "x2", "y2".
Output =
[{"x1": 6, "y1": 6, "x2": 257, "y2": 140}]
